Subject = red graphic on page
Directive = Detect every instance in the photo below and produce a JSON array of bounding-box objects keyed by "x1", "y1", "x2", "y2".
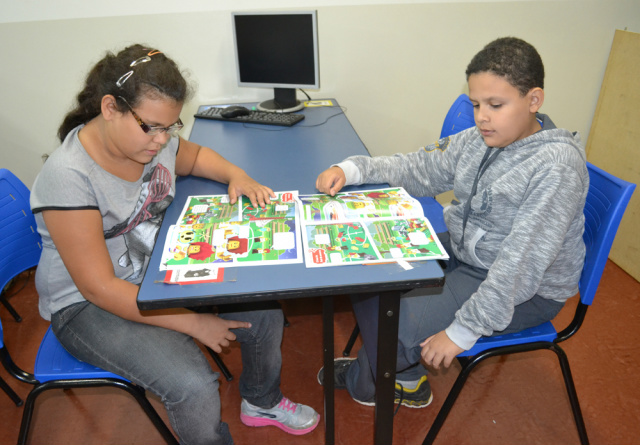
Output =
[{"x1": 310, "y1": 248, "x2": 327, "y2": 264}]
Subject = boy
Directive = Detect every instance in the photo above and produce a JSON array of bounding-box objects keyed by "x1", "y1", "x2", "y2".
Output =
[{"x1": 315, "y1": 37, "x2": 589, "y2": 407}]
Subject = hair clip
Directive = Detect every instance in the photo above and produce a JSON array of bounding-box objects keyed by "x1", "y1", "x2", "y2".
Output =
[{"x1": 116, "y1": 49, "x2": 162, "y2": 88}]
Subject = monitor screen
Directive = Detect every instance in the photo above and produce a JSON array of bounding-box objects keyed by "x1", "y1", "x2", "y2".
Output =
[{"x1": 232, "y1": 11, "x2": 319, "y2": 112}]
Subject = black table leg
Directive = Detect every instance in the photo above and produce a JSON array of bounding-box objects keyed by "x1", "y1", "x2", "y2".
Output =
[
  {"x1": 322, "y1": 295, "x2": 335, "y2": 445},
  {"x1": 374, "y1": 290, "x2": 401, "y2": 445}
]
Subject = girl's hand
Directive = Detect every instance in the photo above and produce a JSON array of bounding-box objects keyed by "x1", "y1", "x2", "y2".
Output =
[
  {"x1": 191, "y1": 313, "x2": 251, "y2": 353},
  {"x1": 227, "y1": 174, "x2": 275, "y2": 208}
]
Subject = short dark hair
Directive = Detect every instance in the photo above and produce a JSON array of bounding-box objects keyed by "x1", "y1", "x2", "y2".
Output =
[
  {"x1": 465, "y1": 37, "x2": 544, "y2": 96},
  {"x1": 58, "y1": 44, "x2": 193, "y2": 142}
]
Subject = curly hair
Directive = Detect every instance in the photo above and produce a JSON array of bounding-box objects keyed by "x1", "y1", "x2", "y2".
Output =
[
  {"x1": 465, "y1": 37, "x2": 544, "y2": 96},
  {"x1": 58, "y1": 44, "x2": 193, "y2": 142}
]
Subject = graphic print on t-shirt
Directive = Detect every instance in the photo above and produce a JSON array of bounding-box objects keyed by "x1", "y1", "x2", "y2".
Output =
[{"x1": 104, "y1": 164, "x2": 174, "y2": 280}]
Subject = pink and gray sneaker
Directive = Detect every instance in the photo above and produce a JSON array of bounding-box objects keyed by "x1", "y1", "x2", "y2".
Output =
[{"x1": 240, "y1": 396, "x2": 320, "y2": 435}]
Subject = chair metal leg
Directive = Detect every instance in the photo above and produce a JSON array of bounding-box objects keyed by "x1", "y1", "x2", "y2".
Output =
[
  {"x1": 551, "y1": 343, "x2": 589, "y2": 445},
  {"x1": 342, "y1": 323, "x2": 360, "y2": 357},
  {"x1": 206, "y1": 347, "x2": 234, "y2": 382},
  {"x1": 422, "y1": 350, "x2": 486, "y2": 445},
  {"x1": 424, "y1": 342, "x2": 589, "y2": 445},
  {"x1": 0, "y1": 295, "x2": 22, "y2": 322},
  {"x1": 1, "y1": 347, "x2": 37, "y2": 386},
  {"x1": 121, "y1": 382, "x2": 180, "y2": 445},
  {"x1": 18, "y1": 379, "x2": 179, "y2": 445},
  {"x1": 17, "y1": 382, "x2": 38, "y2": 444},
  {"x1": 0, "y1": 375, "x2": 23, "y2": 406}
]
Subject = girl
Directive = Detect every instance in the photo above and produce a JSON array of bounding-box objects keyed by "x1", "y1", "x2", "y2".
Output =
[{"x1": 31, "y1": 44, "x2": 319, "y2": 445}]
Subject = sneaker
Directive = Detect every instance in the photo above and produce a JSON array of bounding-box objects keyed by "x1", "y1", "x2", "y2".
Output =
[
  {"x1": 317, "y1": 357, "x2": 433, "y2": 408},
  {"x1": 395, "y1": 375, "x2": 433, "y2": 408},
  {"x1": 317, "y1": 357, "x2": 376, "y2": 406},
  {"x1": 240, "y1": 396, "x2": 320, "y2": 435},
  {"x1": 316, "y1": 357, "x2": 355, "y2": 390}
]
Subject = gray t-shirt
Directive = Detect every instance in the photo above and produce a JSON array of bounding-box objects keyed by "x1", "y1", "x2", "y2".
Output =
[{"x1": 31, "y1": 125, "x2": 179, "y2": 320}]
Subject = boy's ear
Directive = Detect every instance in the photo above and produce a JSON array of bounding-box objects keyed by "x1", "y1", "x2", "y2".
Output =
[
  {"x1": 101, "y1": 95, "x2": 120, "y2": 121},
  {"x1": 528, "y1": 87, "x2": 544, "y2": 113}
]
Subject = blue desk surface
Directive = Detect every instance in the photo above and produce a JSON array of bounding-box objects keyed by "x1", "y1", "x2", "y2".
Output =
[
  {"x1": 189, "y1": 102, "x2": 371, "y2": 193},
  {"x1": 137, "y1": 101, "x2": 444, "y2": 310}
]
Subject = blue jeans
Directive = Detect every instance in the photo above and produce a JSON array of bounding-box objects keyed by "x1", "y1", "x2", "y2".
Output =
[
  {"x1": 51, "y1": 301, "x2": 285, "y2": 445},
  {"x1": 345, "y1": 232, "x2": 565, "y2": 402}
]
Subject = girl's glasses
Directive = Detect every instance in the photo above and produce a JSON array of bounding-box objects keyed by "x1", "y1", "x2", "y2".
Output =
[{"x1": 118, "y1": 96, "x2": 183, "y2": 136}]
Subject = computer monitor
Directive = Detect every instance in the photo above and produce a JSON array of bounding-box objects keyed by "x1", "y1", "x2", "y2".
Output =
[{"x1": 232, "y1": 11, "x2": 319, "y2": 113}]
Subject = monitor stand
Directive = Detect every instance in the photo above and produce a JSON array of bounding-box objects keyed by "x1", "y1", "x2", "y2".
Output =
[{"x1": 257, "y1": 88, "x2": 304, "y2": 113}]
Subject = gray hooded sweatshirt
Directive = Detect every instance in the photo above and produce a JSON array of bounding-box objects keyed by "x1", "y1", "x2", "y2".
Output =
[{"x1": 337, "y1": 114, "x2": 588, "y2": 349}]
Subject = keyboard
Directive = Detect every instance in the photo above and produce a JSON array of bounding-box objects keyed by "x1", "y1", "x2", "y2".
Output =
[{"x1": 194, "y1": 106, "x2": 305, "y2": 127}]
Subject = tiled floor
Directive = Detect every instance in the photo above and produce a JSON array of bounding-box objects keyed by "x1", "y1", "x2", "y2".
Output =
[{"x1": 1, "y1": 260, "x2": 639, "y2": 445}]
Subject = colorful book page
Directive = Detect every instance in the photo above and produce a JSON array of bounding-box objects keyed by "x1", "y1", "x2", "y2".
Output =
[
  {"x1": 297, "y1": 187, "x2": 424, "y2": 223},
  {"x1": 303, "y1": 217, "x2": 448, "y2": 267}
]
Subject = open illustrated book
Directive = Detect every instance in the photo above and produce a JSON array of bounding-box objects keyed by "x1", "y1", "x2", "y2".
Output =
[
  {"x1": 296, "y1": 187, "x2": 448, "y2": 267},
  {"x1": 159, "y1": 191, "x2": 302, "y2": 282},
  {"x1": 159, "y1": 187, "x2": 448, "y2": 281}
]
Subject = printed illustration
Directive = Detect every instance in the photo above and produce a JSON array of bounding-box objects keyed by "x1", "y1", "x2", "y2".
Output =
[
  {"x1": 177, "y1": 195, "x2": 240, "y2": 225},
  {"x1": 160, "y1": 188, "x2": 447, "y2": 271},
  {"x1": 161, "y1": 192, "x2": 301, "y2": 270},
  {"x1": 164, "y1": 265, "x2": 224, "y2": 285},
  {"x1": 297, "y1": 188, "x2": 448, "y2": 267},
  {"x1": 298, "y1": 187, "x2": 424, "y2": 222}
]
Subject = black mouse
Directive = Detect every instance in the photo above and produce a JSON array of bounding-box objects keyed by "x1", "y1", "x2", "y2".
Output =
[{"x1": 221, "y1": 105, "x2": 251, "y2": 118}]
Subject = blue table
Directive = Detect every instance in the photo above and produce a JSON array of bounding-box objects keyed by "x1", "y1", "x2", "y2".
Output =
[{"x1": 137, "y1": 101, "x2": 445, "y2": 444}]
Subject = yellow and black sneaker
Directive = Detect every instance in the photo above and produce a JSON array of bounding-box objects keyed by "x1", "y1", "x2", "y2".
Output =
[
  {"x1": 318, "y1": 358, "x2": 433, "y2": 409},
  {"x1": 395, "y1": 375, "x2": 433, "y2": 408}
]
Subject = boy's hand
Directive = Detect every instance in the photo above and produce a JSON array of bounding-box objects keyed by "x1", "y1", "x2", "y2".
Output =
[
  {"x1": 228, "y1": 174, "x2": 275, "y2": 208},
  {"x1": 420, "y1": 330, "x2": 464, "y2": 369},
  {"x1": 316, "y1": 166, "x2": 346, "y2": 196}
]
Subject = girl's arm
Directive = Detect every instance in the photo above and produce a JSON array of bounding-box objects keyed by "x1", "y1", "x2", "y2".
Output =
[
  {"x1": 42, "y1": 208, "x2": 249, "y2": 352},
  {"x1": 176, "y1": 138, "x2": 275, "y2": 208}
]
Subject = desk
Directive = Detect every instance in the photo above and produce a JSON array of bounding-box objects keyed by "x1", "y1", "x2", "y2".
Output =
[{"x1": 137, "y1": 100, "x2": 445, "y2": 444}]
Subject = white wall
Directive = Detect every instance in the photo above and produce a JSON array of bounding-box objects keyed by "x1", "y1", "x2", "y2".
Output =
[
  {"x1": 0, "y1": 0, "x2": 538, "y2": 23},
  {"x1": 1, "y1": 0, "x2": 639, "y2": 188}
]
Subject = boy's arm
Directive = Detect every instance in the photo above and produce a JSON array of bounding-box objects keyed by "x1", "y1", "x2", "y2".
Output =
[
  {"x1": 316, "y1": 158, "x2": 369, "y2": 195},
  {"x1": 342, "y1": 134, "x2": 466, "y2": 197},
  {"x1": 316, "y1": 130, "x2": 473, "y2": 196}
]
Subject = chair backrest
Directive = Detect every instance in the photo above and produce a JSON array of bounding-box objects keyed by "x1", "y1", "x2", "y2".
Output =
[
  {"x1": 579, "y1": 162, "x2": 635, "y2": 306},
  {"x1": 0, "y1": 169, "x2": 43, "y2": 293},
  {"x1": 440, "y1": 94, "x2": 475, "y2": 138}
]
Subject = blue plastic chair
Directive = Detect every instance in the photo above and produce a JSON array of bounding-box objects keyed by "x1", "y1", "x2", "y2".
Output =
[
  {"x1": 423, "y1": 162, "x2": 636, "y2": 445},
  {"x1": 14, "y1": 325, "x2": 179, "y2": 444},
  {"x1": 0, "y1": 168, "x2": 42, "y2": 323},
  {"x1": 439, "y1": 93, "x2": 475, "y2": 139},
  {"x1": 0, "y1": 168, "x2": 42, "y2": 405},
  {"x1": 0, "y1": 319, "x2": 25, "y2": 406},
  {"x1": 417, "y1": 93, "x2": 474, "y2": 234},
  {"x1": 0, "y1": 168, "x2": 178, "y2": 445}
]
